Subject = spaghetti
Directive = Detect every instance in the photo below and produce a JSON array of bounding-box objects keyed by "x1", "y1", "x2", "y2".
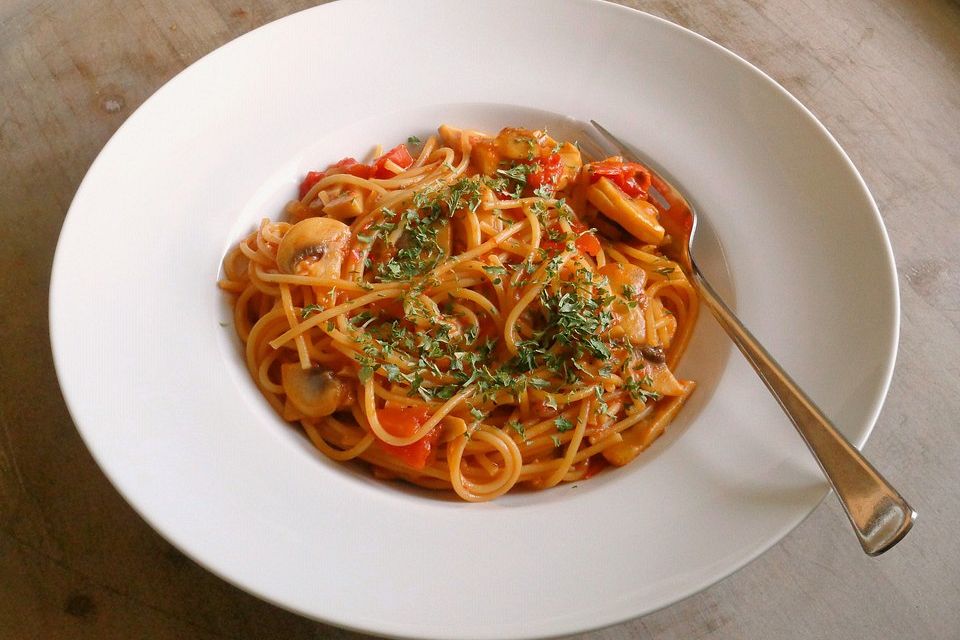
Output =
[{"x1": 219, "y1": 125, "x2": 698, "y2": 501}]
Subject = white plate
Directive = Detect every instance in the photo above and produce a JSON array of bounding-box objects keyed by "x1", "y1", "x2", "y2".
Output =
[{"x1": 49, "y1": 1, "x2": 899, "y2": 638}]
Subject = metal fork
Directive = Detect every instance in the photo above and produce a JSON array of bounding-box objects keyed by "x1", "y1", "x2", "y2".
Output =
[{"x1": 588, "y1": 120, "x2": 915, "y2": 556}]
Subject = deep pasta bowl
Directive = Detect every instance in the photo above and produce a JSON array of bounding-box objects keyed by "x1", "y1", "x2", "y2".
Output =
[{"x1": 49, "y1": 1, "x2": 899, "y2": 638}]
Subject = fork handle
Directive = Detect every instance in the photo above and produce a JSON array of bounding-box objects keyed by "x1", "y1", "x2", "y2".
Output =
[{"x1": 692, "y1": 267, "x2": 916, "y2": 555}]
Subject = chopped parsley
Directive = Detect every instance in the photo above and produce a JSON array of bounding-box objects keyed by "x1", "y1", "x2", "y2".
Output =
[
  {"x1": 339, "y1": 174, "x2": 665, "y2": 416},
  {"x1": 624, "y1": 375, "x2": 661, "y2": 403},
  {"x1": 496, "y1": 162, "x2": 536, "y2": 197},
  {"x1": 536, "y1": 272, "x2": 615, "y2": 360},
  {"x1": 358, "y1": 364, "x2": 375, "y2": 383},
  {"x1": 533, "y1": 185, "x2": 554, "y2": 199},
  {"x1": 374, "y1": 179, "x2": 483, "y2": 282},
  {"x1": 301, "y1": 304, "x2": 324, "y2": 318}
]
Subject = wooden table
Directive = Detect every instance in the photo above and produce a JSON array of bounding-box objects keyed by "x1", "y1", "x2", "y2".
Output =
[{"x1": 2, "y1": 1, "x2": 957, "y2": 638}]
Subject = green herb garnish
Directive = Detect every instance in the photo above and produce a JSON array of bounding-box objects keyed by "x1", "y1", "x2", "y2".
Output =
[{"x1": 301, "y1": 304, "x2": 324, "y2": 318}]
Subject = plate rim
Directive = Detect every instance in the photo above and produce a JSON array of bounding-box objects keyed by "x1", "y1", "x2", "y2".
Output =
[{"x1": 48, "y1": 1, "x2": 901, "y2": 638}]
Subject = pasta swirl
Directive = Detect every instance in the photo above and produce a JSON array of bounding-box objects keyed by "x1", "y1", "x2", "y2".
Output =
[{"x1": 219, "y1": 125, "x2": 698, "y2": 501}]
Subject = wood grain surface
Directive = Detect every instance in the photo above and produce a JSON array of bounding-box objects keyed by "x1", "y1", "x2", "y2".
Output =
[{"x1": 1, "y1": 1, "x2": 958, "y2": 638}]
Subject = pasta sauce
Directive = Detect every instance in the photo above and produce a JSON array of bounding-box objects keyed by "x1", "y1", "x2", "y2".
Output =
[{"x1": 219, "y1": 125, "x2": 698, "y2": 501}]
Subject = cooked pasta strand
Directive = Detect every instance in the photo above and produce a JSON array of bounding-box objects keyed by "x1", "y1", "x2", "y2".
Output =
[{"x1": 218, "y1": 125, "x2": 698, "y2": 501}]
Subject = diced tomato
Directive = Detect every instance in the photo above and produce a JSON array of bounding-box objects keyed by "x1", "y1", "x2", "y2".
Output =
[
  {"x1": 540, "y1": 238, "x2": 565, "y2": 253},
  {"x1": 372, "y1": 144, "x2": 415, "y2": 179},
  {"x1": 528, "y1": 153, "x2": 564, "y2": 190},
  {"x1": 588, "y1": 161, "x2": 651, "y2": 198},
  {"x1": 377, "y1": 429, "x2": 441, "y2": 470},
  {"x1": 541, "y1": 222, "x2": 599, "y2": 256},
  {"x1": 298, "y1": 171, "x2": 325, "y2": 199},
  {"x1": 330, "y1": 157, "x2": 374, "y2": 180},
  {"x1": 378, "y1": 405, "x2": 431, "y2": 437},
  {"x1": 575, "y1": 233, "x2": 601, "y2": 256},
  {"x1": 376, "y1": 406, "x2": 439, "y2": 469}
]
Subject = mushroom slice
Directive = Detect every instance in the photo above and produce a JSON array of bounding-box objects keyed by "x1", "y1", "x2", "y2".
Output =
[
  {"x1": 438, "y1": 124, "x2": 464, "y2": 149},
  {"x1": 276, "y1": 217, "x2": 351, "y2": 277},
  {"x1": 470, "y1": 139, "x2": 500, "y2": 176},
  {"x1": 494, "y1": 127, "x2": 546, "y2": 160},
  {"x1": 280, "y1": 363, "x2": 349, "y2": 418},
  {"x1": 555, "y1": 141, "x2": 582, "y2": 190},
  {"x1": 645, "y1": 362, "x2": 686, "y2": 397},
  {"x1": 598, "y1": 263, "x2": 647, "y2": 343},
  {"x1": 587, "y1": 177, "x2": 665, "y2": 244},
  {"x1": 323, "y1": 189, "x2": 365, "y2": 220}
]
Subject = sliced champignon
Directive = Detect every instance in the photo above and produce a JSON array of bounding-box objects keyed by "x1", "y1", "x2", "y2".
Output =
[
  {"x1": 586, "y1": 177, "x2": 664, "y2": 245},
  {"x1": 470, "y1": 139, "x2": 500, "y2": 176},
  {"x1": 438, "y1": 124, "x2": 464, "y2": 149},
  {"x1": 494, "y1": 127, "x2": 546, "y2": 160},
  {"x1": 598, "y1": 263, "x2": 647, "y2": 343},
  {"x1": 555, "y1": 141, "x2": 582, "y2": 190},
  {"x1": 322, "y1": 189, "x2": 365, "y2": 220},
  {"x1": 645, "y1": 362, "x2": 685, "y2": 396},
  {"x1": 280, "y1": 363, "x2": 349, "y2": 418},
  {"x1": 276, "y1": 217, "x2": 351, "y2": 277}
]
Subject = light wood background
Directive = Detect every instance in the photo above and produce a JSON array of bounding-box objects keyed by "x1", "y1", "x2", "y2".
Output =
[{"x1": 1, "y1": 1, "x2": 958, "y2": 638}]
